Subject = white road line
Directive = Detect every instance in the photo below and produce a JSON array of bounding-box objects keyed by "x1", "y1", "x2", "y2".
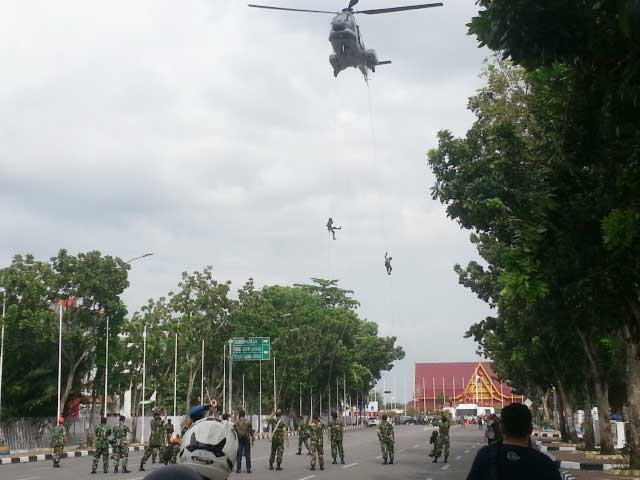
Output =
[
  {"x1": 464, "y1": 449, "x2": 470, "y2": 453},
  {"x1": 456, "y1": 455, "x2": 462, "y2": 460},
  {"x1": 375, "y1": 455, "x2": 382, "y2": 459},
  {"x1": 413, "y1": 444, "x2": 421, "y2": 448},
  {"x1": 342, "y1": 462, "x2": 358, "y2": 469},
  {"x1": 299, "y1": 476, "x2": 316, "y2": 480},
  {"x1": 442, "y1": 464, "x2": 450, "y2": 471},
  {"x1": 16, "y1": 477, "x2": 40, "y2": 480}
]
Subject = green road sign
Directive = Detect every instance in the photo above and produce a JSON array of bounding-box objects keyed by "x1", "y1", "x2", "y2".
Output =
[{"x1": 232, "y1": 337, "x2": 271, "y2": 361}]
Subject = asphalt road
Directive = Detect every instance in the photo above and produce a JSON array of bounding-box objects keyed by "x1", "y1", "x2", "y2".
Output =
[{"x1": 0, "y1": 425, "x2": 484, "y2": 480}]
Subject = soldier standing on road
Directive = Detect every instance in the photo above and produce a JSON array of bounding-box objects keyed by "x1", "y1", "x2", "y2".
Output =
[
  {"x1": 432, "y1": 412, "x2": 451, "y2": 463},
  {"x1": 308, "y1": 413, "x2": 325, "y2": 471},
  {"x1": 164, "y1": 418, "x2": 174, "y2": 442},
  {"x1": 268, "y1": 409, "x2": 288, "y2": 471},
  {"x1": 234, "y1": 409, "x2": 254, "y2": 473},
  {"x1": 51, "y1": 417, "x2": 65, "y2": 468},
  {"x1": 296, "y1": 415, "x2": 310, "y2": 455},
  {"x1": 140, "y1": 408, "x2": 165, "y2": 471},
  {"x1": 378, "y1": 413, "x2": 395, "y2": 465},
  {"x1": 112, "y1": 415, "x2": 131, "y2": 473},
  {"x1": 91, "y1": 417, "x2": 112, "y2": 474},
  {"x1": 328, "y1": 411, "x2": 345, "y2": 464}
]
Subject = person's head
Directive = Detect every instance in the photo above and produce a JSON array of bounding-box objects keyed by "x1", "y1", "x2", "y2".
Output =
[
  {"x1": 238, "y1": 410, "x2": 245, "y2": 418},
  {"x1": 312, "y1": 413, "x2": 319, "y2": 421},
  {"x1": 441, "y1": 413, "x2": 447, "y2": 421},
  {"x1": 153, "y1": 407, "x2": 160, "y2": 418},
  {"x1": 167, "y1": 419, "x2": 172, "y2": 424},
  {"x1": 331, "y1": 411, "x2": 337, "y2": 419},
  {"x1": 222, "y1": 413, "x2": 230, "y2": 421},
  {"x1": 101, "y1": 417, "x2": 107, "y2": 425},
  {"x1": 501, "y1": 403, "x2": 532, "y2": 440},
  {"x1": 381, "y1": 414, "x2": 387, "y2": 421},
  {"x1": 119, "y1": 415, "x2": 126, "y2": 424},
  {"x1": 58, "y1": 417, "x2": 65, "y2": 425},
  {"x1": 276, "y1": 409, "x2": 282, "y2": 417},
  {"x1": 389, "y1": 257, "x2": 392, "y2": 261}
]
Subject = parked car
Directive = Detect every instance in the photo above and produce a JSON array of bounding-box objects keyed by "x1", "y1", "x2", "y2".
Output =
[{"x1": 367, "y1": 417, "x2": 380, "y2": 427}]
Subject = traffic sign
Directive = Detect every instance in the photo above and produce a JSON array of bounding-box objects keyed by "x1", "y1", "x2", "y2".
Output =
[{"x1": 232, "y1": 337, "x2": 270, "y2": 361}]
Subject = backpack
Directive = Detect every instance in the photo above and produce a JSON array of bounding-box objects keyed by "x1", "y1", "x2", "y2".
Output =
[{"x1": 236, "y1": 419, "x2": 251, "y2": 440}]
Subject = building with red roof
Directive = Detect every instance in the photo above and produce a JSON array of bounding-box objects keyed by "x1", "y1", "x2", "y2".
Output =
[{"x1": 413, "y1": 362, "x2": 524, "y2": 410}]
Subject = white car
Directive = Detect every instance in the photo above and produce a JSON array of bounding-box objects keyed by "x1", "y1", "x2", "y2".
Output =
[{"x1": 367, "y1": 418, "x2": 380, "y2": 427}]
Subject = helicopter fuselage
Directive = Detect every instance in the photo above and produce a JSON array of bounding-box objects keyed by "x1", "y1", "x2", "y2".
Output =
[{"x1": 328, "y1": 11, "x2": 382, "y2": 79}]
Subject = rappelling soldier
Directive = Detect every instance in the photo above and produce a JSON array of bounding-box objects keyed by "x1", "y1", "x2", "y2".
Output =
[
  {"x1": 385, "y1": 252, "x2": 392, "y2": 275},
  {"x1": 327, "y1": 218, "x2": 342, "y2": 240},
  {"x1": 51, "y1": 417, "x2": 65, "y2": 468}
]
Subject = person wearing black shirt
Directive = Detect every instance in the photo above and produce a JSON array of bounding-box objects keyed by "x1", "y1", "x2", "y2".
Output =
[{"x1": 466, "y1": 403, "x2": 561, "y2": 480}]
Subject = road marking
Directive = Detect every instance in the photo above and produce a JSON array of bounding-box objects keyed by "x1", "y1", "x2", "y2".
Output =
[
  {"x1": 299, "y1": 476, "x2": 315, "y2": 480},
  {"x1": 16, "y1": 477, "x2": 40, "y2": 480},
  {"x1": 464, "y1": 449, "x2": 470, "y2": 453},
  {"x1": 442, "y1": 464, "x2": 450, "y2": 471},
  {"x1": 413, "y1": 444, "x2": 421, "y2": 448},
  {"x1": 342, "y1": 462, "x2": 358, "y2": 469},
  {"x1": 375, "y1": 455, "x2": 382, "y2": 459},
  {"x1": 456, "y1": 455, "x2": 462, "y2": 460}
]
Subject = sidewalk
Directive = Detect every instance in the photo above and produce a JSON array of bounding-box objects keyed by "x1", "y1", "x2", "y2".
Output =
[{"x1": 0, "y1": 445, "x2": 144, "y2": 465}]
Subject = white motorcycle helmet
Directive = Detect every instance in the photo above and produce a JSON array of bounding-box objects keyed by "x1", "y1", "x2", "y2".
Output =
[{"x1": 179, "y1": 417, "x2": 237, "y2": 480}]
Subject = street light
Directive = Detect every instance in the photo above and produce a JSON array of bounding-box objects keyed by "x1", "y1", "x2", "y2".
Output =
[
  {"x1": 0, "y1": 287, "x2": 6, "y2": 425},
  {"x1": 125, "y1": 253, "x2": 153, "y2": 264}
]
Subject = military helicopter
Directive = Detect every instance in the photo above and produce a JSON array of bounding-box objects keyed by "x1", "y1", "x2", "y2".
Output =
[{"x1": 248, "y1": 0, "x2": 443, "y2": 81}]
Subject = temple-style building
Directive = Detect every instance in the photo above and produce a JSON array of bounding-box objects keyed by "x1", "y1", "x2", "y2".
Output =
[{"x1": 414, "y1": 362, "x2": 524, "y2": 410}]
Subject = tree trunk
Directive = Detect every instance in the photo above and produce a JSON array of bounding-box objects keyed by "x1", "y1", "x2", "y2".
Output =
[
  {"x1": 624, "y1": 324, "x2": 640, "y2": 468},
  {"x1": 578, "y1": 329, "x2": 615, "y2": 454},
  {"x1": 557, "y1": 387, "x2": 569, "y2": 441},
  {"x1": 60, "y1": 350, "x2": 89, "y2": 416},
  {"x1": 541, "y1": 389, "x2": 551, "y2": 424},
  {"x1": 557, "y1": 381, "x2": 578, "y2": 443},
  {"x1": 583, "y1": 396, "x2": 596, "y2": 450}
]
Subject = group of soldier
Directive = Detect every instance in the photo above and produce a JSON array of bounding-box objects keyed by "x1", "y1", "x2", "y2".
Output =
[{"x1": 290, "y1": 410, "x2": 345, "y2": 471}]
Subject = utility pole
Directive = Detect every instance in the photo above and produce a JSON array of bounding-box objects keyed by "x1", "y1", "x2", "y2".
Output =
[
  {"x1": 173, "y1": 333, "x2": 177, "y2": 417},
  {"x1": 104, "y1": 315, "x2": 109, "y2": 417},
  {"x1": 0, "y1": 288, "x2": 6, "y2": 424},
  {"x1": 141, "y1": 325, "x2": 147, "y2": 443},
  {"x1": 56, "y1": 303, "x2": 64, "y2": 421}
]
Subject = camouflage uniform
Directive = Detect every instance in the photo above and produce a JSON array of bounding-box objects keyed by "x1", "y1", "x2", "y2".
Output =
[
  {"x1": 268, "y1": 414, "x2": 287, "y2": 469},
  {"x1": 433, "y1": 417, "x2": 450, "y2": 461},
  {"x1": 328, "y1": 419, "x2": 344, "y2": 464},
  {"x1": 140, "y1": 415, "x2": 165, "y2": 470},
  {"x1": 161, "y1": 421, "x2": 175, "y2": 465},
  {"x1": 92, "y1": 423, "x2": 112, "y2": 473},
  {"x1": 111, "y1": 422, "x2": 130, "y2": 472},
  {"x1": 377, "y1": 419, "x2": 395, "y2": 464},
  {"x1": 297, "y1": 420, "x2": 310, "y2": 455},
  {"x1": 308, "y1": 419, "x2": 325, "y2": 470},
  {"x1": 51, "y1": 425, "x2": 65, "y2": 468}
]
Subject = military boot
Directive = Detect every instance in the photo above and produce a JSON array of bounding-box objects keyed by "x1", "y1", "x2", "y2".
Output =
[
  {"x1": 297, "y1": 450, "x2": 302, "y2": 455},
  {"x1": 389, "y1": 459, "x2": 394, "y2": 464},
  {"x1": 104, "y1": 465, "x2": 109, "y2": 474},
  {"x1": 114, "y1": 465, "x2": 119, "y2": 473},
  {"x1": 276, "y1": 463, "x2": 282, "y2": 470},
  {"x1": 341, "y1": 459, "x2": 345, "y2": 464},
  {"x1": 269, "y1": 463, "x2": 274, "y2": 470},
  {"x1": 122, "y1": 466, "x2": 130, "y2": 473},
  {"x1": 444, "y1": 455, "x2": 449, "y2": 463},
  {"x1": 139, "y1": 461, "x2": 145, "y2": 472},
  {"x1": 332, "y1": 458, "x2": 337, "y2": 464},
  {"x1": 383, "y1": 459, "x2": 387, "y2": 465},
  {"x1": 91, "y1": 468, "x2": 97, "y2": 474},
  {"x1": 432, "y1": 456, "x2": 439, "y2": 463}
]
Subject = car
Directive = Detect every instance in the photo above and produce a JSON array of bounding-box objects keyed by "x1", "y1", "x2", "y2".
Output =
[{"x1": 367, "y1": 417, "x2": 380, "y2": 427}]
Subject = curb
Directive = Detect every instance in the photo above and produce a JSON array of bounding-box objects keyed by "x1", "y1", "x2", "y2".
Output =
[
  {"x1": 561, "y1": 472, "x2": 576, "y2": 480},
  {"x1": 0, "y1": 446, "x2": 144, "y2": 465},
  {"x1": 534, "y1": 432, "x2": 562, "y2": 439},
  {"x1": 559, "y1": 460, "x2": 627, "y2": 470},
  {"x1": 540, "y1": 445, "x2": 578, "y2": 453}
]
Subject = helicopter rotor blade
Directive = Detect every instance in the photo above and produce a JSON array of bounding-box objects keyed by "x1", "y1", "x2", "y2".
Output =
[
  {"x1": 354, "y1": 2, "x2": 443, "y2": 14},
  {"x1": 347, "y1": 0, "x2": 359, "y2": 9},
  {"x1": 248, "y1": 4, "x2": 337, "y2": 14}
]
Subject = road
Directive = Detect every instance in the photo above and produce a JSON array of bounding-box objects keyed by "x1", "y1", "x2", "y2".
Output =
[{"x1": 0, "y1": 425, "x2": 483, "y2": 480}]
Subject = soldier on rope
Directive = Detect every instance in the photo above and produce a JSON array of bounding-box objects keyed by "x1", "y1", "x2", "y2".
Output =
[
  {"x1": 268, "y1": 409, "x2": 288, "y2": 471},
  {"x1": 296, "y1": 415, "x2": 310, "y2": 455},
  {"x1": 140, "y1": 408, "x2": 165, "y2": 471},
  {"x1": 431, "y1": 412, "x2": 451, "y2": 463},
  {"x1": 308, "y1": 413, "x2": 325, "y2": 471},
  {"x1": 328, "y1": 411, "x2": 345, "y2": 464},
  {"x1": 378, "y1": 413, "x2": 395, "y2": 465},
  {"x1": 112, "y1": 415, "x2": 131, "y2": 473},
  {"x1": 91, "y1": 417, "x2": 112, "y2": 474},
  {"x1": 51, "y1": 417, "x2": 65, "y2": 468}
]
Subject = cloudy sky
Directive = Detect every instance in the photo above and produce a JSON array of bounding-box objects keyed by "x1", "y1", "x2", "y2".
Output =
[{"x1": 1, "y1": 1, "x2": 491, "y2": 401}]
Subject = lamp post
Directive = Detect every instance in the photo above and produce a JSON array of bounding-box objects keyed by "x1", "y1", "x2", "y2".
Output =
[
  {"x1": 0, "y1": 288, "x2": 6, "y2": 424},
  {"x1": 125, "y1": 253, "x2": 154, "y2": 264}
]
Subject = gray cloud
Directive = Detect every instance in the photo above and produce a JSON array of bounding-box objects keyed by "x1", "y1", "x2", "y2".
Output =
[{"x1": 1, "y1": 0, "x2": 491, "y2": 401}]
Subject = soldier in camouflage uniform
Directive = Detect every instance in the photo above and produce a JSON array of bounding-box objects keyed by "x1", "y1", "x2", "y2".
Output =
[
  {"x1": 51, "y1": 417, "x2": 65, "y2": 468},
  {"x1": 161, "y1": 418, "x2": 175, "y2": 466},
  {"x1": 111, "y1": 415, "x2": 131, "y2": 473},
  {"x1": 328, "y1": 411, "x2": 345, "y2": 464},
  {"x1": 296, "y1": 415, "x2": 310, "y2": 455},
  {"x1": 139, "y1": 409, "x2": 165, "y2": 471},
  {"x1": 268, "y1": 409, "x2": 287, "y2": 470},
  {"x1": 377, "y1": 414, "x2": 395, "y2": 465},
  {"x1": 308, "y1": 413, "x2": 325, "y2": 471},
  {"x1": 91, "y1": 417, "x2": 112, "y2": 474},
  {"x1": 432, "y1": 413, "x2": 450, "y2": 463}
]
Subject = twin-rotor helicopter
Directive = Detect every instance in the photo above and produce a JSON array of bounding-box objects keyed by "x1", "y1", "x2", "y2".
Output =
[{"x1": 248, "y1": 0, "x2": 443, "y2": 81}]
